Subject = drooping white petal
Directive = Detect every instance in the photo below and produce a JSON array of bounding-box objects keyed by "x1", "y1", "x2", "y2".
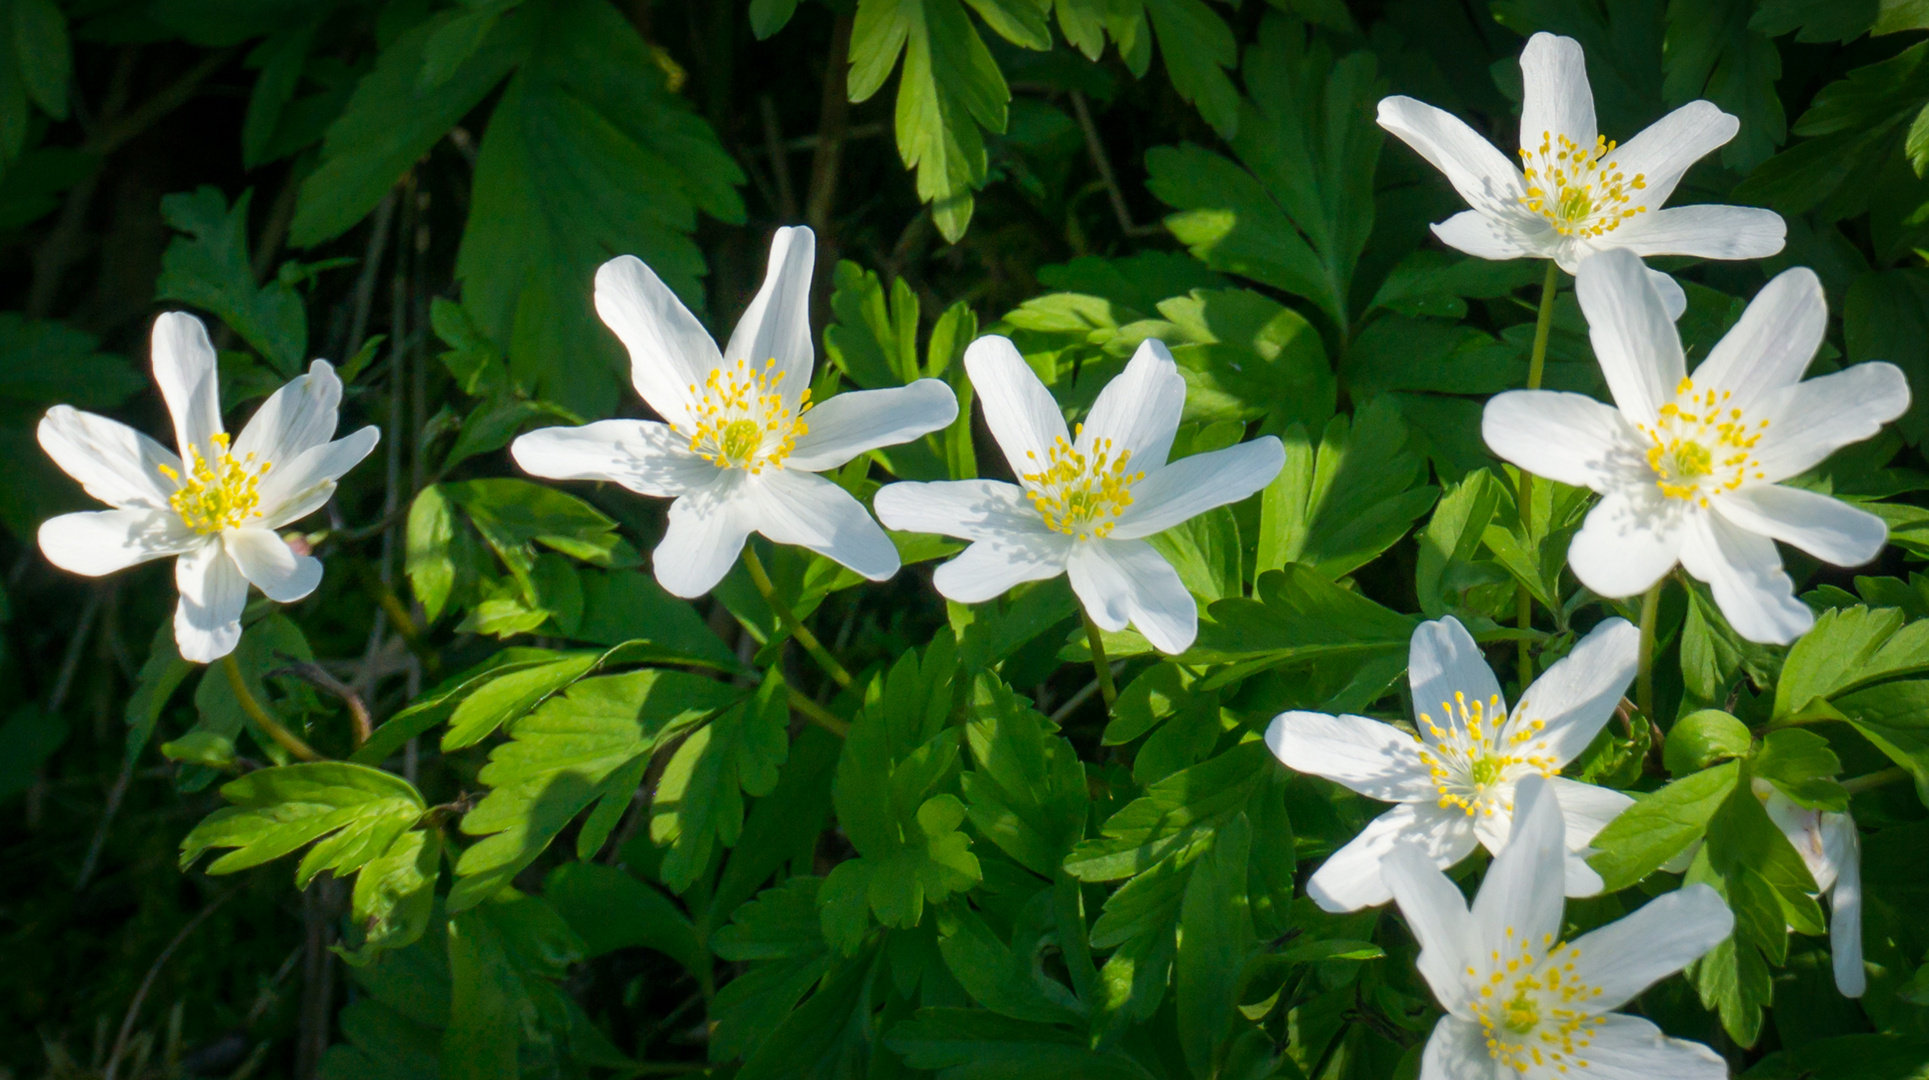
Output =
[
  {"x1": 1566, "y1": 485, "x2": 1686, "y2": 599},
  {"x1": 785, "y1": 379, "x2": 959, "y2": 472},
  {"x1": 1307, "y1": 801, "x2": 1478, "y2": 913},
  {"x1": 1575, "y1": 248, "x2": 1685, "y2": 426},
  {"x1": 1683, "y1": 267, "x2": 1824, "y2": 412},
  {"x1": 1823, "y1": 813, "x2": 1865, "y2": 997},
  {"x1": 930, "y1": 534, "x2": 1072, "y2": 604},
  {"x1": 1546, "y1": 776, "x2": 1635, "y2": 851},
  {"x1": 1715, "y1": 485, "x2": 1887, "y2": 568},
  {"x1": 1647, "y1": 268, "x2": 1689, "y2": 322},
  {"x1": 1430, "y1": 208, "x2": 1539, "y2": 260},
  {"x1": 1264, "y1": 711, "x2": 1436, "y2": 803},
  {"x1": 1376, "y1": 96, "x2": 1530, "y2": 221},
  {"x1": 1109, "y1": 437, "x2": 1285, "y2": 540},
  {"x1": 510, "y1": 420, "x2": 715, "y2": 498},
  {"x1": 653, "y1": 479, "x2": 751, "y2": 599},
  {"x1": 174, "y1": 538, "x2": 247, "y2": 663},
  {"x1": 1679, "y1": 508, "x2": 1811, "y2": 644},
  {"x1": 1513, "y1": 618, "x2": 1639, "y2": 766},
  {"x1": 594, "y1": 255, "x2": 720, "y2": 429},
  {"x1": 151, "y1": 312, "x2": 225, "y2": 462},
  {"x1": 233, "y1": 359, "x2": 342, "y2": 466},
  {"x1": 1407, "y1": 617, "x2": 1504, "y2": 730},
  {"x1": 964, "y1": 335, "x2": 1070, "y2": 480},
  {"x1": 1066, "y1": 538, "x2": 1197, "y2": 654},
  {"x1": 1751, "y1": 362, "x2": 1911, "y2": 482},
  {"x1": 38, "y1": 508, "x2": 198, "y2": 575},
  {"x1": 1383, "y1": 844, "x2": 1479, "y2": 1018},
  {"x1": 1562, "y1": 884, "x2": 1733, "y2": 1013},
  {"x1": 874, "y1": 479, "x2": 1052, "y2": 543},
  {"x1": 38, "y1": 405, "x2": 181, "y2": 510},
  {"x1": 1470, "y1": 774, "x2": 1566, "y2": 968},
  {"x1": 224, "y1": 526, "x2": 322, "y2": 603},
  {"x1": 1418, "y1": 1017, "x2": 1490, "y2": 1080},
  {"x1": 1519, "y1": 32, "x2": 1596, "y2": 152},
  {"x1": 1077, "y1": 339, "x2": 1185, "y2": 470},
  {"x1": 1761, "y1": 784, "x2": 1837, "y2": 889},
  {"x1": 1608, "y1": 204, "x2": 1787, "y2": 264},
  {"x1": 1610, "y1": 100, "x2": 1738, "y2": 207},
  {"x1": 1482, "y1": 389, "x2": 1642, "y2": 491},
  {"x1": 255, "y1": 426, "x2": 382, "y2": 528},
  {"x1": 749, "y1": 468, "x2": 900, "y2": 582},
  {"x1": 723, "y1": 225, "x2": 817, "y2": 402}
]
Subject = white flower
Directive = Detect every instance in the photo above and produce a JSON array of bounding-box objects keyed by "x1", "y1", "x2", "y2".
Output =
[
  {"x1": 1385, "y1": 773, "x2": 1734, "y2": 1080},
  {"x1": 872, "y1": 336, "x2": 1283, "y2": 655},
  {"x1": 1757, "y1": 778, "x2": 1864, "y2": 997},
  {"x1": 37, "y1": 312, "x2": 380, "y2": 663},
  {"x1": 1267, "y1": 616, "x2": 1639, "y2": 912},
  {"x1": 1483, "y1": 247, "x2": 1909, "y2": 644},
  {"x1": 1378, "y1": 30, "x2": 1783, "y2": 308},
  {"x1": 510, "y1": 226, "x2": 958, "y2": 599}
]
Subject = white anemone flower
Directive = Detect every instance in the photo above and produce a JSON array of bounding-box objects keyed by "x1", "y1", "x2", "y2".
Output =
[
  {"x1": 37, "y1": 312, "x2": 380, "y2": 663},
  {"x1": 1483, "y1": 247, "x2": 1909, "y2": 644},
  {"x1": 1378, "y1": 31, "x2": 1783, "y2": 313},
  {"x1": 1267, "y1": 615, "x2": 1638, "y2": 912},
  {"x1": 510, "y1": 226, "x2": 958, "y2": 599},
  {"x1": 872, "y1": 335, "x2": 1283, "y2": 655},
  {"x1": 1756, "y1": 778, "x2": 1864, "y2": 997},
  {"x1": 1385, "y1": 773, "x2": 1734, "y2": 1080}
]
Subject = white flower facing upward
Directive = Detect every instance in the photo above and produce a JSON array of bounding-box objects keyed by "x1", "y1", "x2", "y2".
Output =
[
  {"x1": 510, "y1": 226, "x2": 958, "y2": 599},
  {"x1": 1378, "y1": 31, "x2": 1783, "y2": 296},
  {"x1": 1757, "y1": 778, "x2": 1864, "y2": 997},
  {"x1": 38, "y1": 313, "x2": 380, "y2": 663},
  {"x1": 1385, "y1": 774, "x2": 1734, "y2": 1080},
  {"x1": 873, "y1": 336, "x2": 1283, "y2": 655},
  {"x1": 1483, "y1": 247, "x2": 1909, "y2": 644},
  {"x1": 1267, "y1": 616, "x2": 1639, "y2": 912}
]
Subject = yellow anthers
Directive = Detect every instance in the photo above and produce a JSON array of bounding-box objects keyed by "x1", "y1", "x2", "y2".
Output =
[
  {"x1": 1517, "y1": 131, "x2": 1648, "y2": 238},
  {"x1": 1471, "y1": 936, "x2": 1606, "y2": 1074},
  {"x1": 681, "y1": 358, "x2": 810, "y2": 474},
  {"x1": 1417, "y1": 691, "x2": 1558, "y2": 817},
  {"x1": 1635, "y1": 377, "x2": 1769, "y2": 506},
  {"x1": 164, "y1": 431, "x2": 272, "y2": 535},
  {"x1": 1020, "y1": 431, "x2": 1145, "y2": 540}
]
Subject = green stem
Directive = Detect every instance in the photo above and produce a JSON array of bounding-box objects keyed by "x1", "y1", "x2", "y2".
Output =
[
  {"x1": 1082, "y1": 612, "x2": 1119, "y2": 711},
  {"x1": 742, "y1": 546, "x2": 853, "y2": 690},
  {"x1": 1637, "y1": 579, "x2": 1664, "y2": 719},
  {"x1": 222, "y1": 654, "x2": 322, "y2": 762},
  {"x1": 1516, "y1": 260, "x2": 1562, "y2": 686},
  {"x1": 1843, "y1": 766, "x2": 1909, "y2": 796},
  {"x1": 786, "y1": 686, "x2": 850, "y2": 738}
]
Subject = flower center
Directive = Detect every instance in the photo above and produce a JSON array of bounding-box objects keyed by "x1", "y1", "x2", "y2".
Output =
[
  {"x1": 1517, "y1": 131, "x2": 1649, "y2": 238},
  {"x1": 1415, "y1": 691, "x2": 1557, "y2": 817},
  {"x1": 1636, "y1": 377, "x2": 1769, "y2": 506},
  {"x1": 1469, "y1": 932, "x2": 1607, "y2": 1074},
  {"x1": 1020, "y1": 424, "x2": 1145, "y2": 540},
  {"x1": 681, "y1": 358, "x2": 810, "y2": 473},
  {"x1": 158, "y1": 432, "x2": 271, "y2": 535}
]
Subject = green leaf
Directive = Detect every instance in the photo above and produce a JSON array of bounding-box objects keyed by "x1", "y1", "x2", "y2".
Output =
[
  {"x1": 1745, "y1": 1034, "x2": 1929, "y2": 1079},
  {"x1": 935, "y1": 903, "x2": 1084, "y2": 1024},
  {"x1": 1063, "y1": 742, "x2": 1273, "y2": 882},
  {"x1": 1664, "y1": 0, "x2": 1786, "y2": 171},
  {"x1": 885, "y1": 1008, "x2": 1158, "y2": 1079},
  {"x1": 1751, "y1": 0, "x2": 1879, "y2": 43},
  {"x1": 1832, "y1": 680, "x2": 1929, "y2": 805},
  {"x1": 1415, "y1": 468, "x2": 1508, "y2": 620},
  {"x1": 649, "y1": 669, "x2": 791, "y2": 891},
  {"x1": 1752, "y1": 729, "x2": 1848, "y2": 810},
  {"x1": 1846, "y1": 270, "x2": 1929, "y2": 446},
  {"x1": 341, "y1": 829, "x2": 442, "y2": 964},
  {"x1": 0, "y1": 707, "x2": 66, "y2": 801},
  {"x1": 157, "y1": 186, "x2": 307, "y2": 375},
  {"x1": 441, "y1": 654, "x2": 599, "y2": 751},
  {"x1": 10, "y1": 0, "x2": 70, "y2": 120},
  {"x1": 354, "y1": 648, "x2": 568, "y2": 765},
  {"x1": 1177, "y1": 812, "x2": 1257, "y2": 1078},
  {"x1": 960, "y1": 671, "x2": 1088, "y2": 877},
  {"x1": 1187, "y1": 565, "x2": 1418, "y2": 699},
  {"x1": 545, "y1": 861, "x2": 704, "y2": 974},
  {"x1": 180, "y1": 762, "x2": 426, "y2": 885},
  {"x1": 123, "y1": 623, "x2": 193, "y2": 766},
  {"x1": 1587, "y1": 760, "x2": 1740, "y2": 892},
  {"x1": 1255, "y1": 400, "x2": 1437, "y2": 582},
  {"x1": 406, "y1": 485, "x2": 459, "y2": 623},
  {"x1": 1778, "y1": 605, "x2": 1929, "y2": 717},
  {"x1": 1665, "y1": 710, "x2": 1755, "y2": 776}
]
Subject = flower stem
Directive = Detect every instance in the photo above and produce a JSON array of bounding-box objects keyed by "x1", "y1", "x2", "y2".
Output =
[
  {"x1": 786, "y1": 686, "x2": 850, "y2": 738},
  {"x1": 1082, "y1": 612, "x2": 1119, "y2": 711},
  {"x1": 1526, "y1": 259, "x2": 1560, "y2": 392},
  {"x1": 1843, "y1": 766, "x2": 1910, "y2": 796},
  {"x1": 1637, "y1": 579, "x2": 1664, "y2": 720},
  {"x1": 741, "y1": 546, "x2": 853, "y2": 691},
  {"x1": 1516, "y1": 260, "x2": 1562, "y2": 686},
  {"x1": 221, "y1": 654, "x2": 322, "y2": 762}
]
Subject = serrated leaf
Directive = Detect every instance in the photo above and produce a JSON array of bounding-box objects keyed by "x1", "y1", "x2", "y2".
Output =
[
  {"x1": 180, "y1": 762, "x2": 426, "y2": 882},
  {"x1": 1063, "y1": 742, "x2": 1272, "y2": 882},
  {"x1": 650, "y1": 669, "x2": 791, "y2": 891},
  {"x1": 960, "y1": 671, "x2": 1088, "y2": 877},
  {"x1": 1255, "y1": 399, "x2": 1436, "y2": 582},
  {"x1": 341, "y1": 829, "x2": 442, "y2": 964},
  {"x1": 1588, "y1": 761, "x2": 1739, "y2": 892},
  {"x1": 157, "y1": 186, "x2": 307, "y2": 375}
]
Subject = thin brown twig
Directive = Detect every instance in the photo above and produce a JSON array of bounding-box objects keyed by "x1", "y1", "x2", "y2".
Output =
[
  {"x1": 804, "y1": 14, "x2": 854, "y2": 241},
  {"x1": 269, "y1": 659, "x2": 374, "y2": 746},
  {"x1": 1069, "y1": 90, "x2": 1162, "y2": 239},
  {"x1": 760, "y1": 95, "x2": 798, "y2": 221}
]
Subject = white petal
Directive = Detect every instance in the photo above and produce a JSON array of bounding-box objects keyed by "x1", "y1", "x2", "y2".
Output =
[
  {"x1": 1679, "y1": 507, "x2": 1811, "y2": 645},
  {"x1": 1760, "y1": 785, "x2": 1835, "y2": 888},
  {"x1": 1611, "y1": 100, "x2": 1738, "y2": 207},
  {"x1": 1519, "y1": 33, "x2": 1597, "y2": 151},
  {"x1": 38, "y1": 509, "x2": 197, "y2": 576},
  {"x1": 653, "y1": 480, "x2": 751, "y2": 599},
  {"x1": 1482, "y1": 389, "x2": 1643, "y2": 491},
  {"x1": 1430, "y1": 208, "x2": 1540, "y2": 260},
  {"x1": 151, "y1": 312, "x2": 225, "y2": 462},
  {"x1": 1566, "y1": 485, "x2": 1686, "y2": 599},
  {"x1": 1514, "y1": 618, "x2": 1640, "y2": 766},
  {"x1": 174, "y1": 539, "x2": 247, "y2": 663},
  {"x1": 510, "y1": 420, "x2": 713, "y2": 498},
  {"x1": 1408, "y1": 617, "x2": 1504, "y2": 730},
  {"x1": 1418, "y1": 1018, "x2": 1490, "y2": 1080},
  {"x1": 1308, "y1": 801, "x2": 1478, "y2": 913},
  {"x1": 1752, "y1": 362, "x2": 1911, "y2": 482},
  {"x1": 1264, "y1": 710, "x2": 1436, "y2": 803},
  {"x1": 594, "y1": 254, "x2": 720, "y2": 429},
  {"x1": 1110, "y1": 437, "x2": 1284, "y2": 540},
  {"x1": 1683, "y1": 268, "x2": 1824, "y2": 416},
  {"x1": 1546, "y1": 777, "x2": 1635, "y2": 896},
  {"x1": 1470, "y1": 774, "x2": 1566, "y2": 967},
  {"x1": 37, "y1": 405, "x2": 181, "y2": 510},
  {"x1": 964, "y1": 335, "x2": 1070, "y2": 480},
  {"x1": 785, "y1": 379, "x2": 959, "y2": 472},
  {"x1": 1575, "y1": 248, "x2": 1685, "y2": 426},
  {"x1": 723, "y1": 226, "x2": 817, "y2": 405},
  {"x1": 1563, "y1": 884, "x2": 1734, "y2": 1012},
  {"x1": 233, "y1": 359, "x2": 342, "y2": 466},
  {"x1": 1822, "y1": 813, "x2": 1864, "y2": 997},
  {"x1": 1569, "y1": 1014, "x2": 1729, "y2": 1080},
  {"x1": 1647, "y1": 268, "x2": 1689, "y2": 321},
  {"x1": 1066, "y1": 538, "x2": 1197, "y2": 654},
  {"x1": 1610, "y1": 204, "x2": 1787, "y2": 263},
  {"x1": 224, "y1": 526, "x2": 322, "y2": 603},
  {"x1": 1384, "y1": 844, "x2": 1480, "y2": 1018},
  {"x1": 930, "y1": 534, "x2": 1071, "y2": 604},
  {"x1": 256, "y1": 426, "x2": 381, "y2": 528},
  {"x1": 1715, "y1": 485, "x2": 1887, "y2": 568},
  {"x1": 1376, "y1": 96, "x2": 1529, "y2": 221},
  {"x1": 749, "y1": 468, "x2": 899, "y2": 581},
  {"x1": 874, "y1": 478, "x2": 1052, "y2": 543},
  {"x1": 1078, "y1": 338, "x2": 1185, "y2": 470}
]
